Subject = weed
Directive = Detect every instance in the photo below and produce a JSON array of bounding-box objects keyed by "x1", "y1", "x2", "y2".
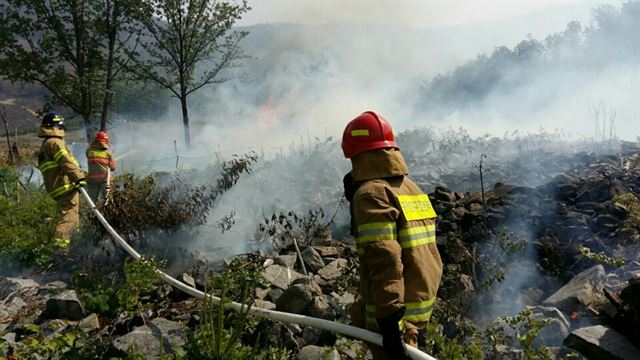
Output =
[
  {"x1": 185, "y1": 257, "x2": 288, "y2": 359},
  {"x1": 257, "y1": 208, "x2": 329, "y2": 249},
  {"x1": 578, "y1": 246, "x2": 625, "y2": 267}
]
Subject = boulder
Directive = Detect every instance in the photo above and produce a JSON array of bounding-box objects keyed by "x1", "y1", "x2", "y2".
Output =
[
  {"x1": 309, "y1": 296, "x2": 335, "y2": 320},
  {"x1": 563, "y1": 325, "x2": 639, "y2": 360},
  {"x1": 605, "y1": 261, "x2": 640, "y2": 293},
  {"x1": 0, "y1": 277, "x2": 39, "y2": 298},
  {"x1": 317, "y1": 259, "x2": 348, "y2": 282},
  {"x1": 528, "y1": 306, "x2": 570, "y2": 347},
  {"x1": 262, "y1": 264, "x2": 304, "y2": 290},
  {"x1": 78, "y1": 313, "x2": 101, "y2": 333},
  {"x1": 312, "y1": 246, "x2": 339, "y2": 257},
  {"x1": 254, "y1": 299, "x2": 276, "y2": 311},
  {"x1": 276, "y1": 282, "x2": 314, "y2": 314},
  {"x1": 41, "y1": 290, "x2": 86, "y2": 321},
  {"x1": 298, "y1": 345, "x2": 340, "y2": 360},
  {"x1": 301, "y1": 247, "x2": 325, "y2": 273},
  {"x1": 113, "y1": 318, "x2": 185, "y2": 359},
  {"x1": 274, "y1": 254, "x2": 297, "y2": 269},
  {"x1": 543, "y1": 265, "x2": 606, "y2": 313}
]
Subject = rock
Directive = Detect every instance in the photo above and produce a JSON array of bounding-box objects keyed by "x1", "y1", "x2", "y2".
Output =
[
  {"x1": 113, "y1": 318, "x2": 185, "y2": 359},
  {"x1": 41, "y1": 290, "x2": 86, "y2": 321},
  {"x1": 318, "y1": 259, "x2": 348, "y2": 281},
  {"x1": 528, "y1": 306, "x2": 570, "y2": 347},
  {"x1": 274, "y1": 254, "x2": 297, "y2": 269},
  {"x1": 266, "y1": 287, "x2": 284, "y2": 302},
  {"x1": 276, "y1": 282, "x2": 314, "y2": 314},
  {"x1": 254, "y1": 299, "x2": 276, "y2": 311},
  {"x1": 0, "y1": 277, "x2": 39, "y2": 298},
  {"x1": 563, "y1": 325, "x2": 639, "y2": 360},
  {"x1": 335, "y1": 338, "x2": 369, "y2": 360},
  {"x1": 302, "y1": 326, "x2": 322, "y2": 346},
  {"x1": 301, "y1": 247, "x2": 325, "y2": 273},
  {"x1": 434, "y1": 186, "x2": 456, "y2": 202},
  {"x1": 181, "y1": 273, "x2": 196, "y2": 288},
  {"x1": 262, "y1": 264, "x2": 304, "y2": 290},
  {"x1": 78, "y1": 313, "x2": 101, "y2": 333},
  {"x1": 309, "y1": 296, "x2": 335, "y2": 320},
  {"x1": 543, "y1": 265, "x2": 606, "y2": 313},
  {"x1": 312, "y1": 246, "x2": 339, "y2": 257},
  {"x1": 255, "y1": 287, "x2": 269, "y2": 300},
  {"x1": 0, "y1": 296, "x2": 27, "y2": 323},
  {"x1": 605, "y1": 261, "x2": 640, "y2": 293},
  {"x1": 298, "y1": 345, "x2": 340, "y2": 360},
  {"x1": 248, "y1": 320, "x2": 298, "y2": 350}
]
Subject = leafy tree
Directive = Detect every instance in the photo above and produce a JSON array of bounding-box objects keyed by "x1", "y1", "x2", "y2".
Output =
[
  {"x1": 131, "y1": 0, "x2": 250, "y2": 148},
  {"x1": 0, "y1": 0, "x2": 140, "y2": 140},
  {"x1": 96, "y1": 0, "x2": 143, "y2": 131}
]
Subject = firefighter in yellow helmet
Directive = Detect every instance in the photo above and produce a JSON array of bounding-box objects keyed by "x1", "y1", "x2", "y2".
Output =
[
  {"x1": 37, "y1": 113, "x2": 86, "y2": 252},
  {"x1": 86, "y1": 131, "x2": 116, "y2": 203},
  {"x1": 342, "y1": 111, "x2": 443, "y2": 360}
]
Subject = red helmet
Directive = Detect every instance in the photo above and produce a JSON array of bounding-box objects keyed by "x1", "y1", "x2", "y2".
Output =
[
  {"x1": 95, "y1": 131, "x2": 109, "y2": 144},
  {"x1": 341, "y1": 111, "x2": 398, "y2": 158}
]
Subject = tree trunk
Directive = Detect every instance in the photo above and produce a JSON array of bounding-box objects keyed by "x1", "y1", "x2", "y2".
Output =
[
  {"x1": 180, "y1": 95, "x2": 191, "y2": 149},
  {"x1": 83, "y1": 115, "x2": 94, "y2": 144},
  {"x1": 100, "y1": 0, "x2": 118, "y2": 132}
]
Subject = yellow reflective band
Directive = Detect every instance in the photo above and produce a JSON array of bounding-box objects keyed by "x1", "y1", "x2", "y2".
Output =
[
  {"x1": 39, "y1": 161, "x2": 59, "y2": 173},
  {"x1": 87, "y1": 150, "x2": 109, "y2": 158},
  {"x1": 52, "y1": 116, "x2": 63, "y2": 122},
  {"x1": 397, "y1": 194, "x2": 436, "y2": 221},
  {"x1": 351, "y1": 129, "x2": 369, "y2": 136},
  {"x1": 398, "y1": 224, "x2": 436, "y2": 248},
  {"x1": 53, "y1": 149, "x2": 68, "y2": 161},
  {"x1": 404, "y1": 297, "x2": 436, "y2": 322},
  {"x1": 356, "y1": 222, "x2": 397, "y2": 244},
  {"x1": 48, "y1": 183, "x2": 75, "y2": 199},
  {"x1": 365, "y1": 305, "x2": 377, "y2": 324}
]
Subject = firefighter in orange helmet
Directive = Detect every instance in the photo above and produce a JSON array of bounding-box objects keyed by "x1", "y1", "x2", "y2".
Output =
[
  {"x1": 37, "y1": 113, "x2": 86, "y2": 253},
  {"x1": 86, "y1": 131, "x2": 116, "y2": 204},
  {"x1": 342, "y1": 111, "x2": 443, "y2": 359}
]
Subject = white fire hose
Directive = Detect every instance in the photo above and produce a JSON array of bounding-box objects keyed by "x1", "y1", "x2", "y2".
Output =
[{"x1": 79, "y1": 187, "x2": 436, "y2": 360}]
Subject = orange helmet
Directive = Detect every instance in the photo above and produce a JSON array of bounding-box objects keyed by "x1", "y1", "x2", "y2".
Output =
[
  {"x1": 95, "y1": 131, "x2": 109, "y2": 144},
  {"x1": 341, "y1": 111, "x2": 398, "y2": 158}
]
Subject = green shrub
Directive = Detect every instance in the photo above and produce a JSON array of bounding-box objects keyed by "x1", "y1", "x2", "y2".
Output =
[
  {"x1": 0, "y1": 175, "x2": 59, "y2": 268},
  {"x1": 613, "y1": 192, "x2": 640, "y2": 244},
  {"x1": 72, "y1": 257, "x2": 163, "y2": 317}
]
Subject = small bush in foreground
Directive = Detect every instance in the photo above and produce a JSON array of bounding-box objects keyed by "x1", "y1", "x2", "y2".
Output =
[{"x1": 0, "y1": 179, "x2": 58, "y2": 268}]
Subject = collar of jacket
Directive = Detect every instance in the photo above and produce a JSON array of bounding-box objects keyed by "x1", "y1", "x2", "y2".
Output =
[
  {"x1": 351, "y1": 148, "x2": 409, "y2": 182},
  {"x1": 37, "y1": 127, "x2": 65, "y2": 138},
  {"x1": 90, "y1": 141, "x2": 108, "y2": 149}
]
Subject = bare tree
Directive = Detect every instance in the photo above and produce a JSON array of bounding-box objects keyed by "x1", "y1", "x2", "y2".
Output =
[{"x1": 132, "y1": 0, "x2": 250, "y2": 148}]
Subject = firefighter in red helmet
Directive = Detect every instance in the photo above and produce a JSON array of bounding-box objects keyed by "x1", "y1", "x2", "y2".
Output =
[
  {"x1": 342, "y1": 111, "x2": 443, "y2": 360},
  {"x1": 86, "y1": 131, "x2": 116, "y2": 204}
]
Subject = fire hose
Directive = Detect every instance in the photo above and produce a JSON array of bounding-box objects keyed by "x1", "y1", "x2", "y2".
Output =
[{"x1": 79, "y1": 187, "x2": 436, "y2": 360}]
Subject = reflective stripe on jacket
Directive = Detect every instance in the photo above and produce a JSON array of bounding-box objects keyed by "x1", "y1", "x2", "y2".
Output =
[
  {"x1": 37, "y1": 129, "x2": 85, "y2": 200},
  {"x1": 86, "y1": 141, "x2": 116, "y2": 182},
  {"x1": 351, "y1": 148, "x2": 443, "y2": 324}
]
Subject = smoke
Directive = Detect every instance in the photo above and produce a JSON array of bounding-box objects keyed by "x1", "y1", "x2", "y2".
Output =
[{"x1": 97, "y1": 3, "x2": 638, "y2": 300}]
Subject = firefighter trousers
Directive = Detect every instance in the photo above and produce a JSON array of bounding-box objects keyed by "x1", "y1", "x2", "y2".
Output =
[{"x1": 55, "y1": 190, "x2": 80, "y2": 242}]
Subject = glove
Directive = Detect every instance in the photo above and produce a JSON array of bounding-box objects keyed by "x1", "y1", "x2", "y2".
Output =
[
  {"x1": 377, "y1": 307, "x2": 411, "y2": 360},
  {"x1": 75, "y1": 179, "x2": 87, "y2": 188},
  {"x1": 343, "y1": 172, "x2": 358, "y2": 236},
  {"x1": 343, "y1": 172, "x2": 356, "y2": 203}
]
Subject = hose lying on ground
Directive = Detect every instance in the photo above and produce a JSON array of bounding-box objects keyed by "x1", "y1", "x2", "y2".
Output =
[{"x1": 79, "y1": 187, "x2": 436, "y2": 360}]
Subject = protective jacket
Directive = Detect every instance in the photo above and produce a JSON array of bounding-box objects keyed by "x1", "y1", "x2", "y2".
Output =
[
  {"x1": 86, "y1": 141, "x2": 116, "y2": 182},
  {"x1": 351, "y1": 148, "x2": 443, "y2": 326},
  {"x1": 37, "y1": 127, "x2": 85, "y2": 199}
]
